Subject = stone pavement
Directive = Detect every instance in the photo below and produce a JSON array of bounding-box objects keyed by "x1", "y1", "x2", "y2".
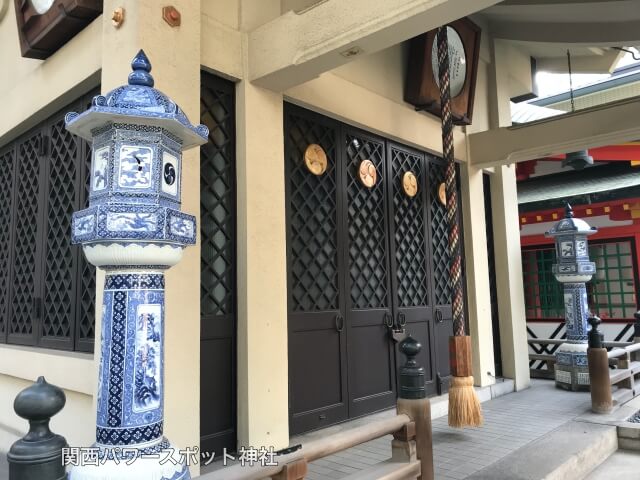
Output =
[{"x1": 303, "y1": 380, "x2": 591, "y2": 480}]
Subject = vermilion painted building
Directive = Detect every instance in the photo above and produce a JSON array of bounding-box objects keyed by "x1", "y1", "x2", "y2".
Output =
[{"x1": 518, "y1": 153, "x2": 640, "y2": 375}]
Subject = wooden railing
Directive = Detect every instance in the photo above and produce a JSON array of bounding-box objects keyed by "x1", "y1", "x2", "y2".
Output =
[
  {"x1": 201, "y1": 415, "x2": 420, "y2": 480},
  {"x1": 588, "y1": 315, "x2": 640, "y2": 413},
  {"x1": 528, "y1": 338, "x2": 632, "y2": 379},
  {"x1": 200, "y1": 336, "x2": 434, "y2": 480}
]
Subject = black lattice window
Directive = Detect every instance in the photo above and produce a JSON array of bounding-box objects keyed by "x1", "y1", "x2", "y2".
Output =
[
  {"x1": 346, "y1": 134, "x2": 389, "y2": 309},
  {"x1": 201, "y1": 78, "x2": 236, "y2": 317},
  {"x1": 429, "y1": 160, "x2": 451, "y2": 305},
  {"x1": 42, "y1": 119, "x2": 78, "y2": 344},
  {"x1": 0, "y1": 148, "x2": 14, "y2": 340},
  {"x1": 391, "y1": 147, "x2": 429, "y2": 308},
  {"x1": 0, "y1": 91, "x2": 97, "y2": 351},
  {"x1": 286, "y1": 114, "x2": 340, "y2": 312},
  {"x1": 9, "y1": 133, "x2": 41, "y2": 342}
]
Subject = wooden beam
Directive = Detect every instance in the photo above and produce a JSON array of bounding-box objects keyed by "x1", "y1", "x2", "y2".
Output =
[
  {"x1": 469, "y1": 97, "x2": 640, "y2": 168},
  {"x1": 248, "y1": 0, "x2": 501, "y2": 91}
]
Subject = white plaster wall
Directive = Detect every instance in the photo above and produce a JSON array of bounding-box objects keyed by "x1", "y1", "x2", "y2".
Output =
[{"x1": 0, "y1": 346, "x2": 94, "y2": 453}]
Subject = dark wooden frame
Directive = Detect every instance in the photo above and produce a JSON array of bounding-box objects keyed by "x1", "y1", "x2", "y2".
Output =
[
  {"x1": 199, "y1": 71, "x2": 238, "y2": 455},
  {"x1": 14, "y1": 0, "x2": 103, "y2": 59},
  {"x1": 404, "y1": 17, "x2": 481, "y2": 125}
]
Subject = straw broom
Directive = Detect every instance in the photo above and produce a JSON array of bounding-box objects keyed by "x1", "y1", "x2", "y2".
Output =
[{"x1": 436, "y1": 25, "x2": 483, "y2": 428}]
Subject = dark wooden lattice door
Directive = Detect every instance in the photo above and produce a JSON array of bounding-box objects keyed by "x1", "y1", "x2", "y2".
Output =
[
  {"x1": 386, "y1": 143, "x2": 437, "y2": 396},
  {"x1": 200, "y1": 72, "x2": 237, "y2": 453},
  {"x1": 342, "y1": 129, "x2": 396, "y2": 417},
  {"x1": 428, "y1": 159, "x2": 454, "y2": 394},
  {"x1": 285, "y1": 104, "x2": 461, "y2": 434},
  {"x1": 285, "y1": 106, "x2": 348, "y2": 434}
]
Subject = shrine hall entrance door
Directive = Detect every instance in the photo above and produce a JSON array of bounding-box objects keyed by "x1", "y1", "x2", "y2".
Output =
[
  {"x1": 199, "y1": 73, "x2": 237, "y2": 454},
  {"x1": 285, "y1": 104, "x2": 455, "y2": 435}
]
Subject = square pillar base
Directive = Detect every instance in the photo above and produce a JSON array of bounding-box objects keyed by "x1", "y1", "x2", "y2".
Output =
[{"x1": 555, "y1": 343, "x2": 590, "y2": 391}]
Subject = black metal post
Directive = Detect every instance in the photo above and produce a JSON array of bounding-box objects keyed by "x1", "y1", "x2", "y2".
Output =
[
  {"x1": 8, "y1": 376, "x2": 68, "y2": 480},
  {"x1": 588, "y1": 315, "x2": 603, "y2": 349},
  {"x1": 587, "y1": 316, "x2": 612, "y2": 413},
  {"x1": 399, "y1": 336, "x2": 426, "y2": 400}
]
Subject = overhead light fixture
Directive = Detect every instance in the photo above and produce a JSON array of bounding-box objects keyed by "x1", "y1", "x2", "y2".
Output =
[{"x1": 562, "y1": 150, "x2": 594, "y2": 170}]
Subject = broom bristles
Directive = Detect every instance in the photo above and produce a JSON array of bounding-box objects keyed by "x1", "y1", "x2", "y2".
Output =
[{"x1": 448, "y1": 375, "x2": 483, "y2": 428}]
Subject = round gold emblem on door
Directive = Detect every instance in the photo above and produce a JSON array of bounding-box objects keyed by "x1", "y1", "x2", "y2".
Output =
[
  {"x1": 304, "y1": 143, "x2": 328, "y2": 176},
  {"x1": 402, "y1": 171, "x2": 418, "y2": 197},
  {"x1": 358, "y1": 160, "x2": 377, "y2": 188},
  {"x1": 438, "y1": 182, "x2": 447, "y2": 206}
]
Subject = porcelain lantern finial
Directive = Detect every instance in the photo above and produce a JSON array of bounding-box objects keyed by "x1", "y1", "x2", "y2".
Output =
[
  {"x1": 128, "y1": 49, "x2": 154, "y2": 87},
  {"x1": 565, "y1": 202, "x2": 574, "y2": 218}
]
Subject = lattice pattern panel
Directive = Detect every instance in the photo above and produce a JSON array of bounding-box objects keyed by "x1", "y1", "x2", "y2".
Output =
[
  {"x1": 10, "y1": 134, "x2": 41, "y2": 338},
  {"x1": 43, "y1": 120, "x2": 77, "y2": 340},
  {"x1": 391, "y1": 147, "x2": 429, "y2": 308},
  {"x1": 77, "y1": 137, "x2": 96, "y2": 346},
  {"x1": 590, "y1": 240, "x2": 637, "y2": 319},
  {"x1": 522, "y1": 247, "x2": 563, "y2": 319},
  {"x1": 346, "y1": 134, "x2": 389, "y2": 309},
  {"x1": 429, "y1": 161, "x2": 451, "y2": 305},
  {"x1": 0, "y1": 148, "x2": 14, "y2": 338},
  {"x1": 200, "y1": 81, "x2": 236, "y2": 317},
  {"x1": 287, "y1": 114, "x2": 339, "y2": 312}
]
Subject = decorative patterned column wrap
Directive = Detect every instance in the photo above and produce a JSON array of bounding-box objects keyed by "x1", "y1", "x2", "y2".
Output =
[
  {"x1": 545, "y1": 204, "x2": 597, "y2": 391},
  {"x1": 65, "y1": 50, "x2": 208, "y2": 479}
]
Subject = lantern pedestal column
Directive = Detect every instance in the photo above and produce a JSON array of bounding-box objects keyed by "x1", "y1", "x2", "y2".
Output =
[
  {"x1": 70, "y1": 258, "x2": 191, "y2": 479},
  {"x1": 554, "y1": 282, "x2": 590, "y2": 392}
]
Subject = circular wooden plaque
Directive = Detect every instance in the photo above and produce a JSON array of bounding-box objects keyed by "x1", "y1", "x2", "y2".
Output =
[
  {"x1": 304, "y1": 144, "x2": 328, "y2": 176},
  {"x1": 402, "y1": 171, "x2": 418, "y2": 197},
  {"x1": 438, "y1": 182, "x2": 447, "y2": 206},
  {"x1": 358, "y1": 160, "x2": 377, "y2": 188}
]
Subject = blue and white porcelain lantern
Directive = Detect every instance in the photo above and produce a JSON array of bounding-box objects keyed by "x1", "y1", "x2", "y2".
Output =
[
  {"x1": 545, "y1": 203, "x2": 597, "y2": 392},
  {"x1": 65, "y1": 50, "x2": 207, "y2": 480}
]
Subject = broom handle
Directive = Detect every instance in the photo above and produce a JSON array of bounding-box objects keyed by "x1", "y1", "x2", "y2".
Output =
[{"x1": 437, "y1": 26, "x2": 465, "y2": 338}]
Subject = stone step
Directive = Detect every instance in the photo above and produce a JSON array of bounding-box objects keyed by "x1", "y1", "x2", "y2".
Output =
[
  {"x1": 464, "y1": 420, "x2": 617, "y2": 480},
  {"x1": 340, "y1": 459, "x2": 421, "y2": 480},
  {"x1": 617, "y1": 421, "x2": 640, "y2": 451}
]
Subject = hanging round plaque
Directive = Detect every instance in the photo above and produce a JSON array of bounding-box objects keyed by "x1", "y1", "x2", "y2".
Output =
[
  {"x1": 438, "y1": 182, "x2": 447, "y2": 206},
  {"x1": 358, "y1": 160, "x2": 377, "y2": 188},
  {"x1": 304, "y1": 143, "x2": 328, "y2": 176},
  {"x1": 402, "y1": 171, "x2": 418, "y2": 198}
]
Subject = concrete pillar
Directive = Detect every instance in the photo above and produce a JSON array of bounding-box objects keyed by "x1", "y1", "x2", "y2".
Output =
[
  {"x1": 100, "y1": 0, "x2": 202, "y2": 475},
  {"x1": 460, "y1": 162, "x2": 495, "y2": 387},
  {"x1": 235, "y1": 17, "x2": 289, "y2": 447},
  {"x1": 490, "y1": 165, "x2": 530, "y2": 391}
]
